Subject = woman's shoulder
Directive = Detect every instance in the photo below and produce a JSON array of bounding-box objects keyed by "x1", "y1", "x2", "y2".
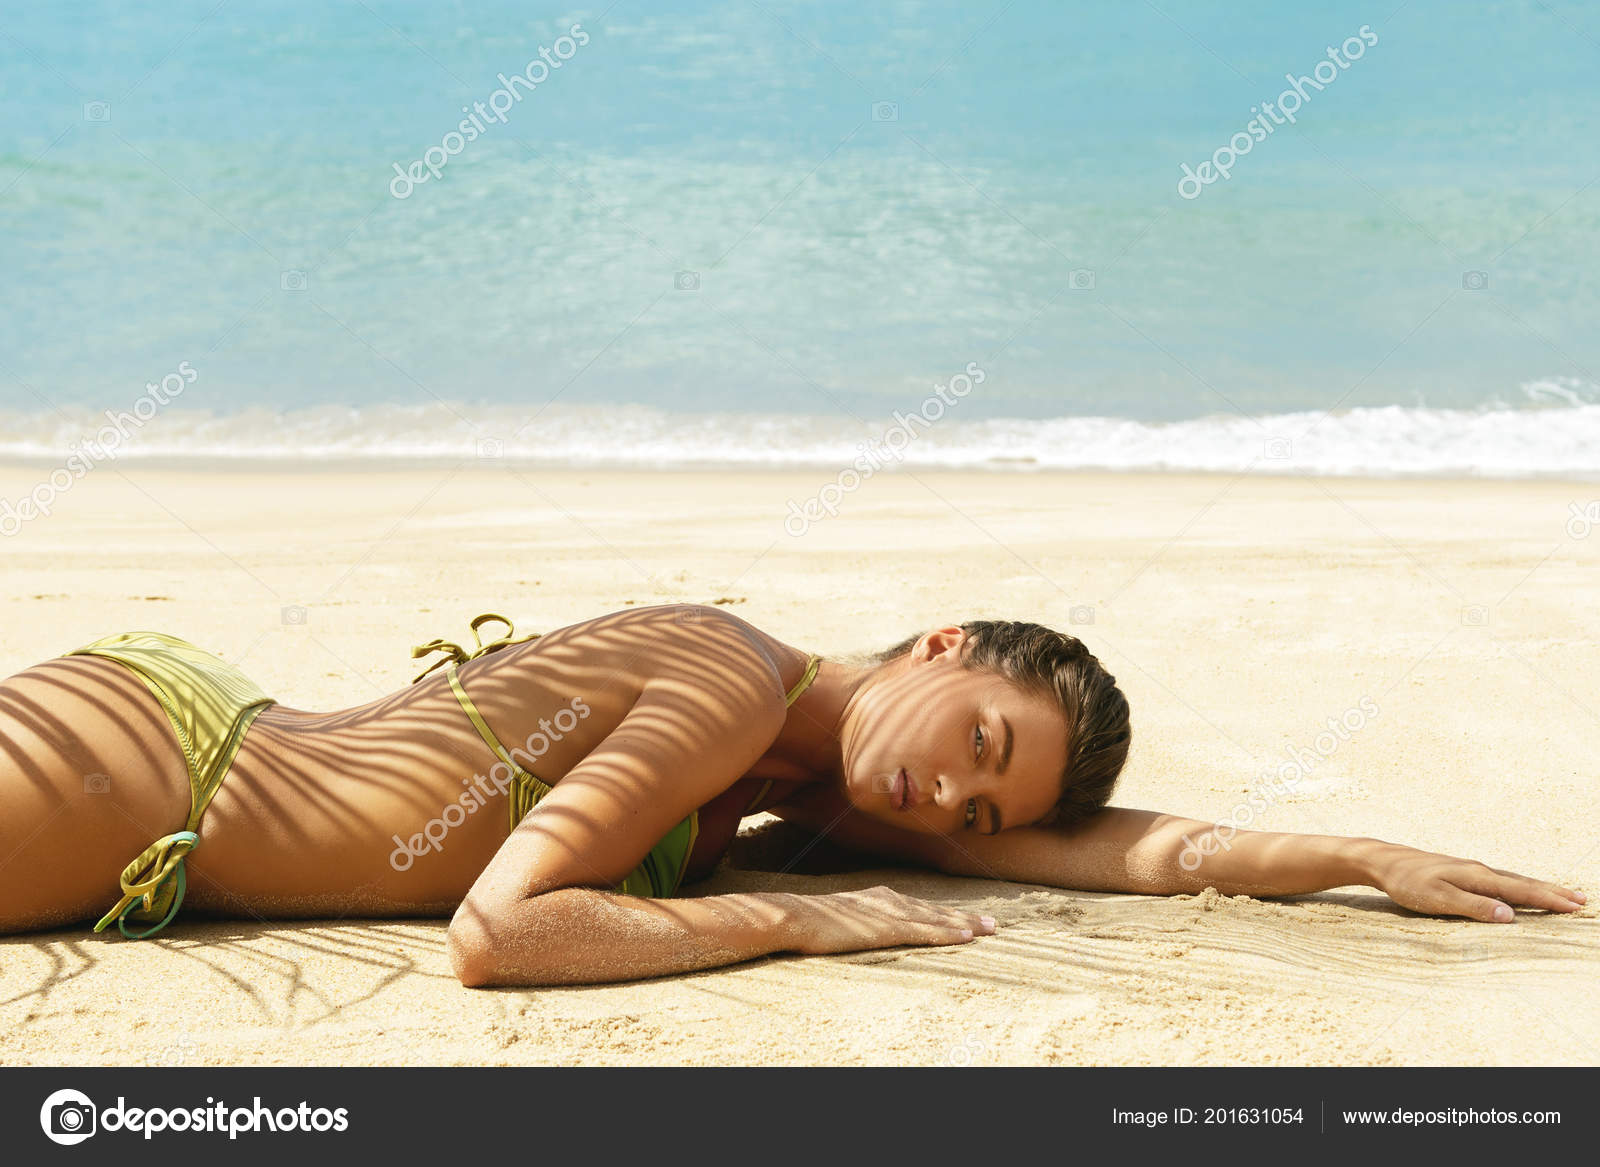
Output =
[
  {"x1": 534, "y1": 603, "x2": 791, "y2": 723},
  {"x1": 582, "y1": 602, "x2": 787, "y2": 685}
]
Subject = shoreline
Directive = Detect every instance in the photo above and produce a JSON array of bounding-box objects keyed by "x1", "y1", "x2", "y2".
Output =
[{"x1": 2, "y1": 458, "x2": 1598, "y2": 486}]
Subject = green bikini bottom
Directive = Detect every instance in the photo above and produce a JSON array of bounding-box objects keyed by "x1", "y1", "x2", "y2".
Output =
[{"x1": 68, "y1": 631, "x2": 275, "y2": 938}]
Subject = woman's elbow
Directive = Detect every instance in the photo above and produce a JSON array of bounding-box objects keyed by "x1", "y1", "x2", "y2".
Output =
[
  {"x1": 448, "y1": 888, "x2": 583, "y2": 987},
  {"x1": 447, "y1": 898, "x2": 503, "y2": 988}
]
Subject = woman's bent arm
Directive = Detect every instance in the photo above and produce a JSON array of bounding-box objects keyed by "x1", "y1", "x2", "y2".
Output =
[
  {"x1": 444, "y1": 612, "x2": 993, "y2": 985},
  {"x1": 447, "y1": 884, "x2": 994, "y2": 986},
  {"x1": 444, "y1": 615, "x2": 796, "y2": 985},
  {"x1": 447, "y1": 887, "x2": 798, "y2": 986}
]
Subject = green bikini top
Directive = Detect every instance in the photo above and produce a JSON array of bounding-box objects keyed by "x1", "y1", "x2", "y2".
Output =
[{"x1": 410, "y1": 613, "x2": 821, "y2": 897}]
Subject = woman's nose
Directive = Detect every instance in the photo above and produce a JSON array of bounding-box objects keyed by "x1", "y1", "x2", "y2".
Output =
[{"x1": 932, "y1": 772, "x2": 974, "y2": 809}]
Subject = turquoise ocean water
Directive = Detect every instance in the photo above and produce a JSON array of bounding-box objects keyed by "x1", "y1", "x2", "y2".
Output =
[{"x1": 2, "y1": 1, "x2": 1597, "y2": 475}]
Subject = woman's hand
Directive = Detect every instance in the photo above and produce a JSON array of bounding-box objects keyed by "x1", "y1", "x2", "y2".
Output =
[
  {"x1": 1368, "y1": 844, "x2": 1587, "y2": 922},
  {"x1": 776, "y1": 886, "x2": 998, "y2": 955}
]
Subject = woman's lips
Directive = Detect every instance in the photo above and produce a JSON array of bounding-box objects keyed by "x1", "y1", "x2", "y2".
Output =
[{"x1": 893, "y1": 767, "x2": 912, "y2": 811}]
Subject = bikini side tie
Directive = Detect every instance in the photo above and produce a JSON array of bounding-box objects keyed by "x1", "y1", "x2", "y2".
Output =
[
  {"x1": 409, "y1": 613, "x2": 540, "y2": 684},
  {"x1": 93, "y1": 830, "x2": 199, "y2": 940}
]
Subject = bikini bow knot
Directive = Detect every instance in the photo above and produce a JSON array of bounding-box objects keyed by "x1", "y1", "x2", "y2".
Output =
[
  {"x1": 409, "y1": 613, "x2": 537, "y2": 684},
  {"x1": 93, "y1": 830, "x2": 199, "y2": 939}
]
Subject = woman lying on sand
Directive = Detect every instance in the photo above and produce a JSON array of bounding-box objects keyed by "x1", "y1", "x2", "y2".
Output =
[{"x1": 0, "y1": 605, "x2": 1584, "y2": 985}]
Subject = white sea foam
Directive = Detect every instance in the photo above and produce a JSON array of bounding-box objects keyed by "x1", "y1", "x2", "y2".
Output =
[{"x1": 1, "y1": 392, "x2": 1596, "y2": 479}]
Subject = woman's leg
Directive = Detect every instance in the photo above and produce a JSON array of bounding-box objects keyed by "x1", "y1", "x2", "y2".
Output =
[{"x1": 0, "y1": 655, "x2": 190, "y2": 933}]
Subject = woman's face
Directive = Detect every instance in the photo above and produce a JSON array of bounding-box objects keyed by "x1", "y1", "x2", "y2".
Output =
[{"x1": 842, "y1": 628, "x2": 1069, "y2": 836}]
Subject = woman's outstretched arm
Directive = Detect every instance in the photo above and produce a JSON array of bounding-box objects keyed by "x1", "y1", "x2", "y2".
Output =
[{"x1": 773, "y1": 803, "x2": 1586, "y2": 923}]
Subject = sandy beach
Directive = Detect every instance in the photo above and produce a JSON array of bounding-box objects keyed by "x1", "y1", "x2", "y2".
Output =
[{"x1": 1, "y1": 464, "x2": 1595, "y2": 1066}]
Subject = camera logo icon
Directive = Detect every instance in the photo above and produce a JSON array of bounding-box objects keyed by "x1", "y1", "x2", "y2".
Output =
[
  {"x1": 476, "y1": 437, "x2": 505, "y2": 459},
  {"x1": 40, "y1": 1088, "x2": 97, "y2": 1145},
  {"x1": 943, "y1": 1034, "x2": 986, "y2": 1067},
  {"x1": 84, "y1": 772, "x2": 111, "y2": 795},
  {"x1": 1565, "y1": 500, "x2": 1599, "y2": 540},
  {"x1": 281, "y1": 269, "x2": 309, "y2": 292},
  {"x1": 1461, "y1": 605, "x2": 1489, "y2": 627},
  {"x1": 1462, "y1": 270, "x2": 1489, "y2": 291},
  {"x1": 281, "y1": 605, "x2": 308, "y2": 625},
  {"x1": 1068, "y1": 268, "x2": 1096, "y2": 291},
  {"x1": 1069, "y1": 605, "x2": 1095, "y2": 626},
  {"x1": 870, "y1": 773, "x2": 896, "y2": 793},
  {"x1": 872, "y1": 101, "x2": 899, "y2": 121},
  {"x1": 83, "y1": 101, "x2": 111, "y2": 123},
  {"x1": 674, "y1": 270, "x2": 700, "y2": 291},
  {"x1": 1264, "y1": 437, "x2": 1292, "y2": 460}
]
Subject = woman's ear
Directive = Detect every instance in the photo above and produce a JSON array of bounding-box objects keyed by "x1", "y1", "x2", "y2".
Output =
[{"x1": 912, "y1": 625, "x2": 967, "y2": 663}]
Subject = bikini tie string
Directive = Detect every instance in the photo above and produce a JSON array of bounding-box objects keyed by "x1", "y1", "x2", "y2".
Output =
[
  {"x1": 409, "y1": 613, "x2": 537, "y2": 684},
  {"x1": 93, "y1": 830, "x2": 198, "y2": 940}
]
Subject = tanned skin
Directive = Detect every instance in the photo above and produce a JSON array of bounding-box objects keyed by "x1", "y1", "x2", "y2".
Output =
[{"x1": 0, "y1": 605, "x2": 1583, "y2": 985}]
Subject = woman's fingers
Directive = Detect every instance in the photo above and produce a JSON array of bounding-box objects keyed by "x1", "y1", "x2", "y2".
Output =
[
  {"x1": 873, "y1": 887, "x2": 997, "y2": 934},
  {"x1": 926, "y1": 906, "x2": 998, "y2": 944},
  {"x1": 1458, "y1": 869, "x2": 1584, "y2": 913},
  {"x1": 799, "y1": 888, "x2": 1001, "y2": 955},
  {"x1": 1486, "y1": 868, "x2": 1587, "y2": 909},
  {"x1": 1441, "y1": 867, "x2": 1585, "y2": 921},
  {"x1": 918, "y1": 923, "x2": 977, "y2": 945},
  {"x1": 916, "y1": 909, "x2": 993, "y2": 940},
  {"x1": 891, "y1": 907, "x2": 979, "y2": 947},
  {"x1": 851, "y1": 887, "x2": 997, "y2": 946},
  {"x1": 1438, "y1": 886, "x2": 1515, "y2": 923}
]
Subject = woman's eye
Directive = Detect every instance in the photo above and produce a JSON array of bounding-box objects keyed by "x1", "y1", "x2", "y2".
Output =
[
  {"x1": 965, "y1": 798, "x2": 978, "y2": 828},
  {"x1": 974, "y1": 725, "x2": 985, "y2": 758}
]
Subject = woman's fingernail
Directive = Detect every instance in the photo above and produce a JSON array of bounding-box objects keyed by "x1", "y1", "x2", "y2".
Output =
[
  {"x1": 1573, "y1": 891, "x2": 1588, "y2": 904},
  {"x1": 980, "y1": 916, "x2": 996, "y2": 929},
  {"x1": 959, "y1": 929, "x2": 973, "y2": 940},
  {"x1": 1493, "y1": 904, "x2": 1514, "y2": 923}
]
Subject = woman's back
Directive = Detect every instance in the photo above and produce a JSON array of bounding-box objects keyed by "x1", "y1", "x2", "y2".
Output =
[{"x1": 178, "y1": 604, "x2": 810, "y2": 918}]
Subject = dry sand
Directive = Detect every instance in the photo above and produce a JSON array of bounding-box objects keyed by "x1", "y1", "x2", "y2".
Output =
[{"x1": 1, "y1": 464, "x2": 1595, "y2": 1065}]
